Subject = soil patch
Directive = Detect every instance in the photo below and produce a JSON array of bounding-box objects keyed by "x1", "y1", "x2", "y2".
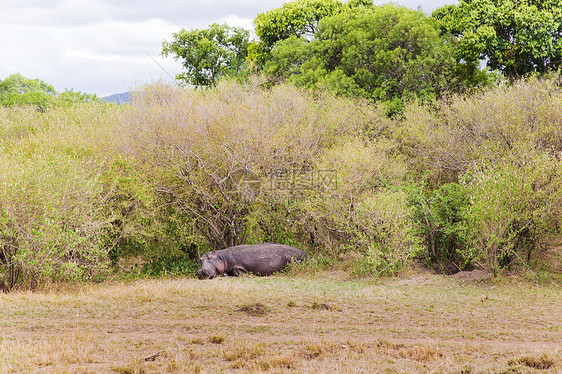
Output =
[
  {"x1": 450, "y1": 268, "x2": 491, "y2": 282},
  {"x1": 237, "y1": 302, "x2": 269, "y2": 316}
]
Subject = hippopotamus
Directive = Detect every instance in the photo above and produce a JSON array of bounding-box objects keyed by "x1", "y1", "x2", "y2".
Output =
[{"x1": 195, "y1": 243, "x2": 306, "y2": 279}]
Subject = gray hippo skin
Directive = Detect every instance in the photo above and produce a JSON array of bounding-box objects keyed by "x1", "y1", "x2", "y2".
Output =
[{"x1": 196, "y1": 243, "x2": 306, "y2": 279}]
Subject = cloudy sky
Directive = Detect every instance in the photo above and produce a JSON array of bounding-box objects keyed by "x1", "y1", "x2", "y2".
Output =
[{"x1": 1, "y1": 0, "x2": 457, "y2": 97}]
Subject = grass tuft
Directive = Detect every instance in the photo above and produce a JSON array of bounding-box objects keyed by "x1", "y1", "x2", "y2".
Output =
[
  {"x1": 311, "y1": 301, "x2": 334, "y2": 311},
  {"x1": 509, "y1": 353, "x2": 556, "y2": 370},
  {"x1": 207, "y1": 335, "x2": 225, "y2": 345},
  {"x1": 300, "y1": 341, "x2": 338, "y2": 360}
]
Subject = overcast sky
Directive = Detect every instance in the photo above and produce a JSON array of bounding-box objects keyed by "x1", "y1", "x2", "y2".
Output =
[{"x1": 1, "y1": 0, "x2": 457, "y2": 97}]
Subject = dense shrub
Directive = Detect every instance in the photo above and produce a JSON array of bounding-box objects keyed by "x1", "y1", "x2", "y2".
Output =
[
  {"x1": 462, "y1": 156, "x2": 562, "y2": 274},
  {"x1": 397, "y1": 77, "x2": 562, "y2": 182},
  {"x1": 408, "y1": 182, "x2": 473, "y2": 272},
  {"x1": 0, "y1": 104, "x2": 124, "y2": 290},
  {"x1": 118, "y1": 79, "x2": 418, "y2": 272},
  {"x1": 399, "y1": 77, "x2": 562, "y2": 272},
  {"x1": 2, "y1": 76, "x2": 562, "y2": 289}
]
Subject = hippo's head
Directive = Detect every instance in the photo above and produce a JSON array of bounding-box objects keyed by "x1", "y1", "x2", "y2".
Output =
[
  {"x1": 195, "y1": 251, "x2": 226, "y2": 279},
  {"x1": 195, "y1": 267, "x2": 214, "y2": 279}
]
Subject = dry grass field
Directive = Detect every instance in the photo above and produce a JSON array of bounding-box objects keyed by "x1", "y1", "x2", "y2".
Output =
[{"x1": 0, "y1": 271, "x2": 560, "y2": 373}]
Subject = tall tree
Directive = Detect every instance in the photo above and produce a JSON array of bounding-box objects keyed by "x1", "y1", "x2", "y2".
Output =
[
  {"x1": 265, "y1": 4, "x2": 487, "y2": 115},
  {"x1": 0, "y1": 73, "x2": 56, "y2": 95},
  {"x1": 162, "y1": 23, "x2": 250, "y2": 87},
  {"x1": 249, "y1": 0, "x2": 372, "y2": 67},
  {"x1": 432, "y1": 0, "x2": 562, "y2": 78},
  {"x1": 0, "y1": 74, "x2": 57, "y2": 111},
  {"x1": 0, "y1": 74, "x2": 98, "y2": 110},
  {"x1": 254, "y1": 0, "x2": 347, "y2": 48}
]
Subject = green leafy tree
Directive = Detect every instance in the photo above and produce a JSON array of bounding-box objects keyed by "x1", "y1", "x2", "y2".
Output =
[
  {"x1": 0, "y1": 73, "x2": 56, "y2": 95},
  {"x1": 0, "y1": 74, "x2": 97, "y2": 111},
  {"x1": 250, "y1": 0, "x2": 372, "y2": 67},
  {"x1": 432, "y1": 0, "x2": 562, "y2": 79},
  {"x1": 254, "y1": 0, "x2": 347, "y2": 49},
  {"x1": 0, "y1": 74, "x2": 57, "y2": 111},
  {"x1": 266, "y1": 4, "x2": 486, "y2": 115},
  {"x1": 58, "y1": 89, "x2": 98, "y2": 104},
  {"x1": 162, "y1": 23, "x2": 250, "y2": 87}
]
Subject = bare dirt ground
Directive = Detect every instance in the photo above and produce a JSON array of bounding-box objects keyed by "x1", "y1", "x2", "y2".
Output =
[{"x1": 0, "y1": 271, "x2": 560, "y2": 373}]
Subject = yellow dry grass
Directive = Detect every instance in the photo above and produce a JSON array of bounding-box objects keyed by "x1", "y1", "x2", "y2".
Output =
[{"x1": 0, "y1": 273, "x2": 560, "y2": 373}]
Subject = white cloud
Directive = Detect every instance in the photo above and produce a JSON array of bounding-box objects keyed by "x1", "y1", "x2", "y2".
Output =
[
  {"x1": 219, "y1": 14, "x2": 254, "y2": 30},
  {"x1": 0, "y1": 16, "x2": 184, "y2": 96},
  {"x1": 53, "y1": 0, "x2": 112, "y2": 25}
]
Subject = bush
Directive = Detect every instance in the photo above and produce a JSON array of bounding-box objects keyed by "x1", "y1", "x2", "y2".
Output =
[
  {"x1": 408, "y1": 182, "x2": 473, "y2": 272},
  {"x1": 118, "y1": 80, "x2": 393, "y2": 256},
  {"x1": 462, "y1": 156, "x2": 562, "y2": 274},
  {"x1": 350, "y1": 190, "x2": 421, "y2": 276},
  {"x1": 3, "y1": 75, "x2": 560, "y2": 286},
  {"x1": 141, "y1": 255, "x2": 199, "y2": 276},
  {"x1": 397, "y1": 77, "x2": 562, "y2": 184},
  {"x1": 398, "y1": 77, "x2": 562, "y2": 273},
  {"x1": 0, "y1": 79, "x2": 422, "y2": 288},
  {"x1": 0, "y1": 103, "x2": 123, "y2": 290}
]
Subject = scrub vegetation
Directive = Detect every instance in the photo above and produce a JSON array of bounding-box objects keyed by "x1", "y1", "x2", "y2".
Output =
[
  {"x1": 1, "y1": 0, "x2": 561, "y2": 289},
  {"x1": 1, "y1": 77, "x2": 562, "y2": 290}
]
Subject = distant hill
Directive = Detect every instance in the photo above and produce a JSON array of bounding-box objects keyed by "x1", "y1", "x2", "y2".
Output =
[{"x1": 102, "y1": 92, "x2": 132, "y2": 104}]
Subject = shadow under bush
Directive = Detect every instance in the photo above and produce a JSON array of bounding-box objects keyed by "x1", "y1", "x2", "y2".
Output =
[{"x1": 141, "y1": 255, "x2": 199, "y2": 276}]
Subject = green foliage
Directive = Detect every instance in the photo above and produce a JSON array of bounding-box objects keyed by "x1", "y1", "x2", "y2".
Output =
[
  {"x1": 408, "y1": 182, "x2": 474, "y2": 271},
  {"x1": 141, "y1": 255, "x2": 199, "y2": 276},
  {"x1": 0, "y1": 102, "x2": 172, "y2": 290},
  {"x1": 463, "y1": 156, "x2": 562, "y2": 275},
  {"x1": 251, "y1": 0, "x2": 378, "y2": 70},
  {"x1": 398, "y1": 77, "x2": 562, "y2": 273},
  {"x1": 0, "y1": 74, "x2": 57, "y2": 112},
  {"x1": 265, "y1": 4, "x2": 486, "y2": 115},
  {"x1": 162, "y1": 23, "x2": 250, "y2": 87},
  {"x1": 0, "y1": 73, "x2": 56, "y2": 95},
  {"x1": 433, "y1": 0, "x2": 562, "y2": 78},
  {"x1": 243, "y1": 202, "x2": 300, "y2": 247},
  {"x1": 345, "y1": 190, "x2": 421, "y2": 277},
  {"x1": 166, "y1": 1, "x2": 493, "y2": 111},
  {"x1": 0, "y1": 74, "x2": 98, "y2": 112},
  {"x1": 0, "y1": 104, "x2": 118, "y2": 290},
  {"x1": 253, "y1": 0, "x2": 348, "y2": 51},
  {"x1": 57, "y1": 89, "x2": 98, "y2": 105}
]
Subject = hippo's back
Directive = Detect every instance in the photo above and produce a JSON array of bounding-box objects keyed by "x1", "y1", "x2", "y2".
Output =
[
  {"x1": 226, "y1": 243, "x2": 304, "y2": 257},
  {"x1": 224, "y1": 243, "x2": 305, "y2": 275}
]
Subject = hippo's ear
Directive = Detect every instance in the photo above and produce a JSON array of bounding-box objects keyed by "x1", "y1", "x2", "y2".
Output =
[{"x1": 212, "y1": 250, "x2": 216, "y2": 255}]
